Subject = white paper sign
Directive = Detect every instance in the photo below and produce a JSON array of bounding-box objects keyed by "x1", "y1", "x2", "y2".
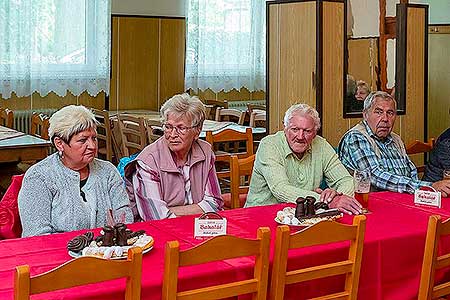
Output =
[
  {"x1": 194, "y1": 218, "x2": 227, "y2": 237},
  {"x1": 414, "y1": 189, "x2": 441, "y2": 208}
]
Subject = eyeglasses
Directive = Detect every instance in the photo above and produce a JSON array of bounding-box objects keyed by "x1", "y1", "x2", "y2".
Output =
[{"x1": 162, "y1": 123, "x2": 198, "y2": 135}]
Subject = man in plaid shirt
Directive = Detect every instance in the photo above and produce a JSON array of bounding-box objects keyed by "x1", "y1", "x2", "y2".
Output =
[{"x1": 338, "y1": 91, "x2": 450, "y2": 197}]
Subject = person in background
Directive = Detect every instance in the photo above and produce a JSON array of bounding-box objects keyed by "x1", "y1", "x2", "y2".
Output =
[
  {"x1": 355, "y1": 80, "x2": 370, "y2": 101},
  {"x1": 423, "y1": 128, "x2": 450, "y2": 182},
  {"x1": 339, "y1": 91, "x2": 450, "y2": 197},
  {"x1": 18, "y1": 105, "x2": 133, "y2": 237},
  {"x1": 245, "y1": 103, "x2": 362, "y2": 215},
  {"x1": 125, "y1": 94, "x2": 223, "y2": 220}
]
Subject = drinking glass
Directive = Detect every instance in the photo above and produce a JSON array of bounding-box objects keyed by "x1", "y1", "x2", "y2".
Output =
[{"x1": 354, "y1": 169, "x2": 371, "y2": 209}]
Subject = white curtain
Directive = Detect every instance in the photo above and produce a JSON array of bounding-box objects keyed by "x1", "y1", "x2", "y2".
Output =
[
  {"x1": 0, "y1": 0, "x2": 111, "y2": 99},
  {"x1": 185, "y1": 0, "x2": 266, "y2": 93}
]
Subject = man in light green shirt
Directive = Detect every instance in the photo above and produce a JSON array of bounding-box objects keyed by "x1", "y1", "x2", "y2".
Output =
[{"x1": 246, "y1": 103, "x2": 362, "y2": 215}]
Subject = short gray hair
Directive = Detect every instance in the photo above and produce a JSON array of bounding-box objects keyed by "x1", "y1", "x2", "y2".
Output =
[
  {"x1": 49, "y1": 105, "x2": 98, "y2": 144},
  {"x1": 160, "y1": 93, "x2": 206, "y2": 127},
  {"x1": 363, "y1": 91, "x2": 397, "y2": 113},
  {"x1": 283, "y1": 103, "x2": 321, "y2": 132}
]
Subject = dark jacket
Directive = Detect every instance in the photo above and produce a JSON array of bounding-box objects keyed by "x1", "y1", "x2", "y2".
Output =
[{"x1": 423, "y1": 128, "x2": 450, "y2": 182}]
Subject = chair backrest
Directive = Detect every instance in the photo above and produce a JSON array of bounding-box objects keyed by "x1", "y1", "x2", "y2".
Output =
[
  {"x1": 162, "y1": 227, "x2": 271, "y2": 300},
  {"x1": 118, "y1": 114, "x2": 147, "y2": 157},
  {"x1": 406, "y1": 138, "x2": 435, "y2": 173},
  {"x1": 30, "y1": 112, "x2": 50, "y2": 140},
  {"x1": 229, "y1": 154, "x2": 255, "y2": 209},
  {"x1": 418, "y1": 215, "x2": 450, "y2": 300},
  {"x1": 203, "y1": 104, "x2": 215, "y2": 120},
  {"x1": 145, "y1": 119, "x2": 163, "y2": 144},
  {"x1": 246, "y1": 103, "x2": 266, "y2": 114},
  {"x1": 269, "y1": 215, "x2": 366, "y2": 300},
  {"x1": 215, "y1": 108, "x2": 245, "y2": 125},
  {"x1": 249, "y1": 111, "x2": 266, "y2": 128},
  {"x1": 14, "y1": 247, "x2": 143, "y2": 300},
  {"x1": 92, "y1": 108, "x2": 113, "y2": 161},
  {"x1": 205, "y1": 99, "x2": 228, "y2": 120},
  {"x1": 205, "y1": 128, "x2": 254, "y2": 180},
  {"x1": 0, "y1": 108, "x2": 14, "y2": 128}
]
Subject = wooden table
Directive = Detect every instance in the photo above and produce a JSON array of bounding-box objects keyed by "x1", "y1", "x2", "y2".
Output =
[{"x1": 0, "y1": 126, "x2": 51, "y2": 163}]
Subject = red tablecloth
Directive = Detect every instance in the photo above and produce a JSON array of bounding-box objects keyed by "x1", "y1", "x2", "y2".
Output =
[{"x1": 2, "y1": 192, "x2": 450, "y2": 299}]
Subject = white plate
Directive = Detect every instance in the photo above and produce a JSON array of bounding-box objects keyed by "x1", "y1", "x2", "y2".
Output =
[
  {"x1": 68, "y1": 245, "x2": 153, "y2": 260},
  {"x1": 274, "y1": 212, "x2": 343, "y2": 227}
]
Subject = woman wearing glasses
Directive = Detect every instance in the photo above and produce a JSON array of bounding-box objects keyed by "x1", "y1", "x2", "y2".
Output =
[{"x1": 125, "y1": 93, "x2": 223, "y2": 220}]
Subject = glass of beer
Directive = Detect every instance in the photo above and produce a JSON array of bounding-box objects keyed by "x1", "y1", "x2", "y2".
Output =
[
  {"x1": 444, "y1": 170, "x2": 450, "y2": 180},
  {"x1": 354, "y1": 169, "x2": 371, "y2": 209}
]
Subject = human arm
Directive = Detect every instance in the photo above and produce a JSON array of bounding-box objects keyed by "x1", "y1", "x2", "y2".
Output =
[
  {"x1": 107, "y1": 165, "x2": 134, "y2": 223},
  {"x1": 339, "y1": 132, "x2": 431, "y2": 193},
  {"x1": 18, "y1": 171, "x2": 54, "y2": 237}
]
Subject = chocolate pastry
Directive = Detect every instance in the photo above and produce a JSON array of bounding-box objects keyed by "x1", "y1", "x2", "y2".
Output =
[
  {"x1": 314, "y1": 201, "x2": 329, "y2": 210},
  {"x1": 83, "y1": 231, "x2": 94, "y2": 242},
  {"x1": 305, "y1": 196, "x2": 316, "y2": 217},
  {"x1": 102, "y1": 225, "x2": 115, "y2": 246},
  {"x1": 295, "y1": 197, "x2": 306, "y2": 218},
  {"x1": 67, "y1": 234, "x2": 90, "y2": 253},
  {"x1": 127, "y1": 230, "x2": 145, "y2": 239},
  {"x1": 115, "y1": 223, "x2": 128, "y2": 246}
]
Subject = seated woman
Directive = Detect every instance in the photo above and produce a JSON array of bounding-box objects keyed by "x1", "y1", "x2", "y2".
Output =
[
  {"x1": 423, "y1": 127, "x2": 450, "y2": 182},
  {"x1": 125, "y1": 93, "x2": 223, "y2": 220},
  {"x1": 18, "y1": 105, "x2": 133, "y2": 237}
]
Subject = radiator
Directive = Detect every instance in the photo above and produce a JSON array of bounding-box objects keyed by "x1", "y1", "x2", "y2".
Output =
[
  {"x1": 13, "y1": 109, "x2": 58, "y2": 134},
  {"x1": 228, "y1": 100, "x2": 265, "y2": 111}
]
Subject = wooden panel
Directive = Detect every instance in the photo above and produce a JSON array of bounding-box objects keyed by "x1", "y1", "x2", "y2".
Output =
[
  {"x1": 428, "y1": 27, "x2": 450, "y2": 140},
  {"x1": 348, "y1": 38, "x2": 378, "y2": 91},
  {"x1": 268, "y1": 2, "x2": 317, "y2": 133},
  {"x1": 160, "y1": 18, "x2": 186, "y2": 106},
  {"x1": 251, "y1": 90, "x2": 266, "y2": 100},
  {"x1": 218, "y1": 88, "x2": 251, "y2": 102},
  {"x1": 117, "y1": 17, "x2": 159, "y2": 110},
  {"x1": 0, "y1": 93, "x2": 31, "y2": 111},
  {"x1": 78, "y1": 91, "x2": 106, "y2": 110},
  {"x1": 322, "y1": 1, "x2": 345, "y2": 146},
  {"x1": 400, "y1": 7, "x2": 426, "y2": 167},
  {"x1": 110, "y1": 17, "x2": 119, "y2": 111}
]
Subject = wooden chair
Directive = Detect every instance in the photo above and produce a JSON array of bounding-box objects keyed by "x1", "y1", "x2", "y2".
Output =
[
  {"x1": 223, "y1": 154, "x2": 256, "y2": 209},
  {"x1": 118, "y1": 114, "x2": 147, "y2": 157},
  {"x1": 246, "y1": 103, "x2": 266, "y2": 114},
  {"x1": 215, "y1": 108, "x2": 245, "y2": 125},
  {"x1": 206, "y1": 128, "x2": 254, "y2": 185},
  {"x1": 406, "y1": 138, "x2": 435, "y2": 173},
  {"x1": 30, "y1": 112, "x2": 50, "y2": 140},
  {"x1": 92, "y1": 109, "x2": 113, "y2": 161},
  {"x1": 203, "y1": 104, "x2": 215, "y2": 120},
  {"x1": 14, "y1": 247, "x2": 143, "y2": 300},
  {"x1": 145, "y1": 118, "x2": 163, "y2": 144},
  {"x1": 418, "y1": 215, "x2": 450, "y2": 300},
  {"x1": 249, "y1": 111, "x2": 266, "y2": 128},
  {"x1": 0, "y1": 107, "x2": 14, "y2": 128},
  {"x1": 269, "y1": 215, "x2": 366, "y2": 300},
  {"x1": 162, "y1": 227, "x2": 271, "y2": 300},
  {"x1": 205, "y1": 99, "x2": 228, "y2": 120}
]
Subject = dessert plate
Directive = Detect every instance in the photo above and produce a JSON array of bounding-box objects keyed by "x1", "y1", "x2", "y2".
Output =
[
  {"x1": 274, "y1": 214, "x2": 342, "y2": 227},
  {"x1": 68, "y1": 235, "x2": 154, "y2": 259}
]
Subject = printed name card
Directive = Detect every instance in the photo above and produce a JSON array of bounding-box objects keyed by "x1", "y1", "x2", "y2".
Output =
[
  {"x1": 414, "y1": 186, "x2": 441, "y2": 208},
  {"x1": 194, "y1": 218, "x2": 227, "y2": 237}
]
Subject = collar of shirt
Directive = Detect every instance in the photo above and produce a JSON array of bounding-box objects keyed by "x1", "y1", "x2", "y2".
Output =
[
  {"x1": 280, "y1": 132, "x2": 313, "y2": 160},
  {"x1": 362, "y1": 120, "x2": 394, "y2": 146}
]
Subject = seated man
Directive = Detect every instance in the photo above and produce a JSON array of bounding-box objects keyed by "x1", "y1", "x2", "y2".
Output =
[
  {"x1": 423, "y1": 128, "x2": 450, "y2": 182},
  {"x1": 245, "y1": 103, "x2": 362, "y2": 215},
  {"x1": 339, "y1": 91, "x2": 450, "y2": 197}
]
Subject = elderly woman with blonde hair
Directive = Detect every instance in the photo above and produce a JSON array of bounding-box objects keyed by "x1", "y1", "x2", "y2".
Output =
[
  {"x1": 125, "y1": 93, "x2": 223, "y2": 220},
  {"x1": 18, "y1": 105, "x2": 133, "y2": 237}
]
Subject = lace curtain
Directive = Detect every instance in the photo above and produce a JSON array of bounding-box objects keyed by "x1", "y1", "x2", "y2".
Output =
[
  {"x1": 185, "y1": 0, "x2": 266, "y2": 93},
  {"x1": 0, "y1": 0, "x2": 111, "y2": 99}
]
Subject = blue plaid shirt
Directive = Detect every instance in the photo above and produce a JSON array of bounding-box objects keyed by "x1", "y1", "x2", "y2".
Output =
[{"x1": 338, "y1": 121, "x2": 431, "y2": 193}]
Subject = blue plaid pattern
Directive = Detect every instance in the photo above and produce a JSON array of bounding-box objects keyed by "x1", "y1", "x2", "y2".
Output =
[{"x1": 338, "y1": 121, "x2": 431, "y2": 193}]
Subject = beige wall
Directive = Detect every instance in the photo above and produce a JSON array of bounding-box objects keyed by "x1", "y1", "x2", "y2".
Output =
[{"x1": 112, "y1": 0, "x2": 185, "y2": 17}]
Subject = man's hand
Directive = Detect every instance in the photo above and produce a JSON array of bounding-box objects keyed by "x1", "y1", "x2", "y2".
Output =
[
  {"x1": 328, "y1": 194, "x2": 363, "y2": 215},
  {"x1": 432, "y1": 180, "x2": 450, "y2": 198},
  {"x1": 314, "y1": 188, "x2": 342, "y2": 203}
]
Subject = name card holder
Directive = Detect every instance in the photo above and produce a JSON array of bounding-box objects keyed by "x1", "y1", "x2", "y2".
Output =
[
  {"x1": 414, "y1": 186, "x2": 441, "y2": 208},
  {"x1": 194, "y1": 212, "x2": 227, "y2": 237}
]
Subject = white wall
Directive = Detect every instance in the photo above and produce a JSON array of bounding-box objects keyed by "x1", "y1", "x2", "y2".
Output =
[{"x1": 111, "y1": 0, "x2": 185, "y2": 17}]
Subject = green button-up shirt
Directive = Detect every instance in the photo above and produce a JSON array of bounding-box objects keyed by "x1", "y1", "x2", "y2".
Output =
[{"x1": 245, "y1": 131, "x2": 354, "y2": 207}]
